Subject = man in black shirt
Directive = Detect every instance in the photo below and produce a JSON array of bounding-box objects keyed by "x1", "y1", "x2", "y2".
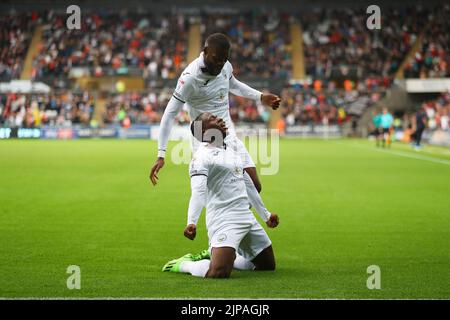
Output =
[{"x1": 412, "y1": 106, "x2": 427, "y2": 149}]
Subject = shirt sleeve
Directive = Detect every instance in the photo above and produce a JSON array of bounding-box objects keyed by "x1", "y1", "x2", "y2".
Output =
[
  {"x1": 229, "y1": 74, "x2": 262, "y2": 101},
  {"x1": 173, "y1": 72, "x2": 195, "y2": 104},
  {"x1": 187, "y1": 153, "x2": 210, "y2": 225},
  {"x1": 189, "y1": 152, "x2": 210, "y2": 178},
  {"x1": 187, "y1": 175, "x2": 208, "y2": 226},
  {"x1": 157, "y1": 96, "x2": 184, "y2": 158}
]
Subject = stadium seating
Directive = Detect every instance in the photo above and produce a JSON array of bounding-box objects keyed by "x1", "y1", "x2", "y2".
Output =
[
  {"x1": 279, "y1": 84, "x2": 385, "y2": 126},
  {"x1": 0, "y1": 12, "x2": 38, "y2": 80},
  {"x1": 0, "y1": 91, "x2": 94, "y2": 127},
  {"x1": 300, "y1": 6, "x2": 429, "y2": 81},
  {"x1": 0, "y1": 6, "x2": 448, "y2": 130},
  {"x1": 200, "y1": 10, "x2": 292, "y2": 79},
  {"x1": 32, "y1": 11, "x2": 188, "y2": 82},
  {"x1": 402, "y1": 5, "x2": 450, "y2": 78}
]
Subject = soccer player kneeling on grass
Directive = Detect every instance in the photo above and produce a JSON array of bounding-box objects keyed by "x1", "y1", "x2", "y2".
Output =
[{"x1": 162, "y1": 112, "x2": 279, "y2": 278}]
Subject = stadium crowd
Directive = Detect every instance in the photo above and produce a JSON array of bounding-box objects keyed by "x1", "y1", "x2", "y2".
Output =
[
  {"x1": 300, "y1": 6, "x2": 429, "y2": 84},
  {"x1": 0, "y1": 85, "x2": 386, "y2": 128},
  {"x1": 3, "y1": 6, "x2": 449, "y2": 85},
  {"x1": 200, "y1": 10, "x2": 292, "y2": 79},
  {"x1": 279, "y1": 82, "x2": 384, "y2": 126},
  {"x1": 402, "y1": 5, "x2": 450, "y2": 78},
  {"x1": 0, "y1": 91, "x2": 94, "y2": 127},
  {"x1": 0, "y1": 12, "x2": 38, "y2": 80},
  {"x1": 31, "y1": 11, "x2": 188, "y2": 83},
  {"x1": 1, "y1": 6, "x2": 449, "y2": 132},
  {"x1": 102, "y1": 90, "x2": 270, "y2": 126}
]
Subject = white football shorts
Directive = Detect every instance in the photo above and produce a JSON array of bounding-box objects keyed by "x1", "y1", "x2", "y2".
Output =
[{"x1": 208, "y1": 221, "x2": 272, "y2": 261}]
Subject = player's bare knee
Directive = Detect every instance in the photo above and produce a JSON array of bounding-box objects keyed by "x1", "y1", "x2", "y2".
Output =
[
  {"x1": 207, "y1": 266, "x2": 232, "y2": 278},
  {"x1": 266, "y1": 261, "x2": 276, "y2": 271},
  {"x1": 255, "y1": 261, "x2": 276, "y2": 271}
]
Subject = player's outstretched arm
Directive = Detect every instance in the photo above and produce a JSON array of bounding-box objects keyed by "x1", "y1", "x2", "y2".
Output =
[
  {"x1": 185, "y1": 175, "x2": 207, "y2": 240},
  {"x1": 261, "y1": 93, "x2": 281, "y2": 110},
  {"x1": 149, "y1": 96, "x2": 184, "y2": 185},
  {"x1": 229, "y1": 75, "x2": 281, "y2": 110}
]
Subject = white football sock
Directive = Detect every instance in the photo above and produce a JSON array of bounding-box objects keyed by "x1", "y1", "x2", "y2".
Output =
[
  {"x1": 180, "y1": 260, "x2": 210, "y2": 277},
  {"x1": 233, "y1": 254, "x2": 255, "y2": 270}
]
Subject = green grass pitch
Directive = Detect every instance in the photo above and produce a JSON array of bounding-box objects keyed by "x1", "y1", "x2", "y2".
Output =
[{"x1": 0, "y1": 138, "x2": 449, "y2": 299}]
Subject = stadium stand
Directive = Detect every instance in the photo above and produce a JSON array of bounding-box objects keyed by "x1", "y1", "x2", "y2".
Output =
[
  {"x1": 0, "y1": 4, "x2": 448, "y2": 139},
  {"x1": 32, "y1": 11, "x2": 188, "y2": 83},
  {"x1": 200, "y1": 10, "x2": 292, "y2": 79},
  {"x1": 0, "y1": 91, "x2": 94, "y2": 127},
  {"x1": 0, "y1": 12, "x2": 38, "y2": 80},
  {"x1": 300, "y1": 6, "x2": 429, "y2": 81},
  {"x1": 402, "y1": 5, "x2": 450, "y2": 78}
]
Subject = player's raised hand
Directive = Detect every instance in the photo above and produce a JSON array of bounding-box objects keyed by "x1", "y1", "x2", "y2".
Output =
[
  {"x1": 150, "y1": 157, "x2": 165, "y2": 186},
  {"x1": 266, "y1": 213, "x2": 279, "y2": 228},
  {"x1": 184, "y1": 224, "x2": 197, "y2": 240},
  {"x1": 261, "y1": 93, "x2": 281, "y2": 110}
]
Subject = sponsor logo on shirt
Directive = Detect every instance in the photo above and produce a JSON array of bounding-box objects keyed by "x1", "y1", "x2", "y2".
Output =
[{"x1": 214, "y1": 101, "x2": 229, "y2": 108}]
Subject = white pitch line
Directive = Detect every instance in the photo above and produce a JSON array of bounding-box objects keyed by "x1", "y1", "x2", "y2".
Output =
[{"x1": 351, "y1": 143, "x2": 450, "y2": 166}]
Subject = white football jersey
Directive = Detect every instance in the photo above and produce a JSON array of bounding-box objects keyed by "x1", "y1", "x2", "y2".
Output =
[
  {"x1": 189, "y1": 137, "x2": 257, "y2": 235},
  {"x1": 173, "y1": 52, "x2": 236, "y2": 137}
]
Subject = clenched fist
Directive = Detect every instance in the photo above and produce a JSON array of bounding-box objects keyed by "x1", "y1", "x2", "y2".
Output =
[
  {"x1": 266, "y1": 213, "x2": 280, "y2": 228},
  {"x1": 184, "y1": 224, "x2": 197, "y2": 240}
]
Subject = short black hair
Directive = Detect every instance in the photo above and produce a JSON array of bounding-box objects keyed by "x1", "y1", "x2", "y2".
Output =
[{"x1": 204, "y1": 33, "x2": 231, "y2": 51}]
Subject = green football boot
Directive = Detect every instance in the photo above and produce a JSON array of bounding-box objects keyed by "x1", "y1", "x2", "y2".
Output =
[
  {"x1": 162, "y1": 254, "x2": 194, "y2": 273},
  {"x1": 191, "y1": 249, "x2": 211, "y2": 261}
]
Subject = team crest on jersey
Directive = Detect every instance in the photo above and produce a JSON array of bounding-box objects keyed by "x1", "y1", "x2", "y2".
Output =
[
  {"x1": 219, "y1": 89, "x2": 226, "y2": 101},
  {"x1": 230, "y1": 163, "x2": 243, "y2": 179}
]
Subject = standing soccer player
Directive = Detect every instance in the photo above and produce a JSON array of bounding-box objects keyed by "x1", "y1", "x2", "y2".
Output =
[
  {"x1": 380, "y1": 107, "x2": 394, "y2": 148},
  {"x1": 149, "y1": 33, "x2": 280, "y2": 207},
  {"x1": 371, "y1": 109, "x2": 382, "y2": 147},
  {"x1": 162, "y1": 113, "x2": 279, "y2": 278},
  {"x1": 412, "y1": 105, "x2": 428, "y2": 150}
]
